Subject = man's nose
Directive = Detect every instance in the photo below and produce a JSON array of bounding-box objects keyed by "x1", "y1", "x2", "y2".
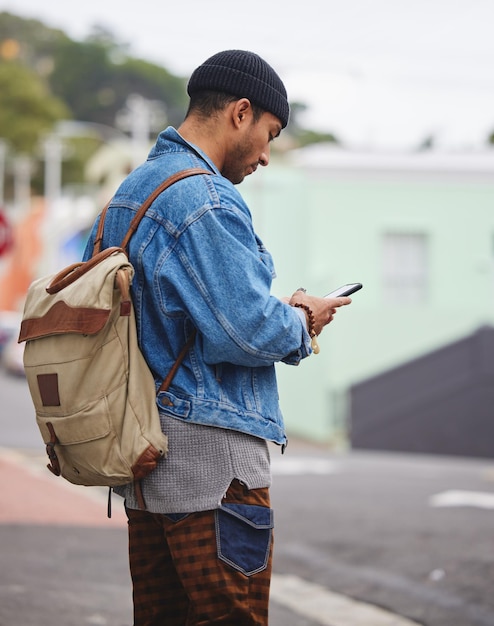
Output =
[{"x1": 259, "y1": 149, "x2": 269, "y2": 167}]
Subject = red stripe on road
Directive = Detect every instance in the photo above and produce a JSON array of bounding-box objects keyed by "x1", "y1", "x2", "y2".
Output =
[{"x1": 0, "y1": 452, "x2": 127, "y2": 528}]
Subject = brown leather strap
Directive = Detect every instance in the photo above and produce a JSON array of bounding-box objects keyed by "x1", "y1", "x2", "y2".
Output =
[
  {"x1": 120, "y1": 168, "x2": 211, "y2": 252},
  {"x1": 92, "y1": 200, "x2": 112, "y2": 256},
  {"x1": 134, "y1": 480, "x2": 147, "y2": 510},
  {"x1": 47, "y1": 246, "x2": 124, "y2": 294},
  {"x1": 158, "y1": 329, "x2": 197, "y2": 393},
  {"x1": 93, "y1": 167, "x2": 212, "y2": 257},
  {"x1": 93, "y1": 168, "x2": 210, "y2": 438}
]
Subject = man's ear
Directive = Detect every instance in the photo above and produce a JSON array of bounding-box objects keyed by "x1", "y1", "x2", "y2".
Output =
[{"x1": 232, "y1": 98, "x2": 252, "y2": 128}]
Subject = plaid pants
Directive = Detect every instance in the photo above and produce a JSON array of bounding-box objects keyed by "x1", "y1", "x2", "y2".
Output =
[{"x1": 126, "y1": 480, "x2": 273, "y2": 625}]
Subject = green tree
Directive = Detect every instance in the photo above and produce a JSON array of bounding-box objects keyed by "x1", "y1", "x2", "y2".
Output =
[
  {"x1": 0, "y1": 60, "x2": 69, "y2": 154},
  {"x1": 0, "y1": 10, "x2": 338, "y2": 195},
  {"x1": 49, "y1": 38, "x2": 116, "y2": 126},
  {"x1": 0, "y1": 12, "x2": 69, "y2": 71},
  {"x1": 113, "y1": 57, "x2": 187, "y2": 127},
  {"x1": 287, "y1": 101, "x2": 339, "y2": 148},
  {"x1": 49, "y1": 38, "x2": 188, "y2": 129}
]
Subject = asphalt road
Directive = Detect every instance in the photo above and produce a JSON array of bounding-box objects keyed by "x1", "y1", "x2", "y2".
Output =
[{"x1": 1, "y1": 369, "x2": 494, "y2": 626}]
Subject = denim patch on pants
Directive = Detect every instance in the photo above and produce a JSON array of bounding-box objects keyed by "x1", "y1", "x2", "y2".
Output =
[
  {"x1": 126, "y1": 480, "x2": 273, "y2": 624},
  {"x1": 215, "y1": 503, "x2": 274, "y2": 575}
]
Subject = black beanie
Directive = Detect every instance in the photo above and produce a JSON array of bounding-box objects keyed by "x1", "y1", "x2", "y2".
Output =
[{"x1": 187, "y1": 50, "x2": 290, "y2": 128}]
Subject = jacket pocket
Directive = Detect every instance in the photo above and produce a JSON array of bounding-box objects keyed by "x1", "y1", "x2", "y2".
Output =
[{"x1": 215, "y1": 503, "x2": 273, "y2": 576}]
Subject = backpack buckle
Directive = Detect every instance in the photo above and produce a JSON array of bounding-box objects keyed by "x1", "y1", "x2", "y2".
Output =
[{"x1": 45, "y1": 422, "x2": 61, "y2": 476}]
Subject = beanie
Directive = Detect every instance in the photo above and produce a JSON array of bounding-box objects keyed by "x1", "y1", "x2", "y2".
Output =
[{"x1": 187, "y1": 50, "x2": 290, "y2": 128}]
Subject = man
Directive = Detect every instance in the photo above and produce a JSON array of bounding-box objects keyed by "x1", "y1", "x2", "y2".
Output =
[{"x1": 84, "y1": 50, "x2": 351, "y2": 626}]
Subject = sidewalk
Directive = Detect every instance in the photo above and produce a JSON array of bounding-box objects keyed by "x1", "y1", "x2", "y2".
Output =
[{"x1": 0, "y1": 447, "x2": 421, "y2": 626}]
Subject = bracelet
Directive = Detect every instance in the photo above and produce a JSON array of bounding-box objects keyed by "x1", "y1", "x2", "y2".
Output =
[{"x1": 292, "y1": 303, "x2": 320, "y2": 354}]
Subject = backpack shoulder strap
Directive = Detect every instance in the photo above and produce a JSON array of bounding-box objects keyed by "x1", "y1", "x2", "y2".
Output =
[
  {"x1": 91, "y1": 166, "x2": 212, "y2": 399},
  {"x1": 120, "y1": 168, "x2": 211, "y2": 252},
  {"x1": 92, "y1": 167, "x2": 211, "y2": 257},
  {"x1": 92, "y1": 200, "x2": 111, "y2": 257}
]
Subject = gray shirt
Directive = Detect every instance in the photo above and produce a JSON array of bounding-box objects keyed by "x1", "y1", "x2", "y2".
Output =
[{"x1": 115, "y1": 413, "x2": 271, "y2": 514}]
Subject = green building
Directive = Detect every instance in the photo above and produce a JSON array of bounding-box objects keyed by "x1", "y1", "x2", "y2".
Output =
[{"x1": 242, "y1": 146, "x2": 494, "y2": 447}]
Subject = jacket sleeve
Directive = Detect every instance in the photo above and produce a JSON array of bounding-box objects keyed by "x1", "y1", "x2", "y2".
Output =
[{"x1": 165, "y1": 203, "x2": 311, "y2": 367}]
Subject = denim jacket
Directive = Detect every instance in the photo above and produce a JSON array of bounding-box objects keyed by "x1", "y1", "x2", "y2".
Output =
[{"x1": 83, "y1": 127, "x2": 311, "y2": 445}]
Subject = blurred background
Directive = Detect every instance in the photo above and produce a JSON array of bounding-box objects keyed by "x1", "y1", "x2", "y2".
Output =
[{"x1": 1, "y1": 0, "x2": 494, "y2": 457}]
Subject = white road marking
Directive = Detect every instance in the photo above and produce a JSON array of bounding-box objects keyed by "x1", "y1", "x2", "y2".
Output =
[
  {"x1": 271, "y1": 457, "x2": 340, "y2": 475},
  {"x1": 429, "y1": 490, "x2": 494, "y2": 510},
  {"x1": 270, "y1": 574, "x2": 423, "y2": 626}
]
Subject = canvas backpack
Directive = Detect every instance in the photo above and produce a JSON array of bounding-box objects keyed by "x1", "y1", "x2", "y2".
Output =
[{"x1": 18, "y1": 168, "x2": 210, "y2": 506}]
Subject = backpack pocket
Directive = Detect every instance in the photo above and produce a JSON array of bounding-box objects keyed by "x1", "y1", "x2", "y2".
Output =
[{"x1": 36, "y1": 396, "x2": 133, "y2": 486}]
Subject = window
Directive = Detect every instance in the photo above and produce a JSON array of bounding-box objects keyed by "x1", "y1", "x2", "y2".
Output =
[{"x1": 382, "y1": 232, "x2": 428, "y2": 304}]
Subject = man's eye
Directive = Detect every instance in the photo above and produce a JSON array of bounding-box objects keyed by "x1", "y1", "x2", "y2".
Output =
[{"x1": 269, "y1": 129, "x2": 281, "y2": 142}]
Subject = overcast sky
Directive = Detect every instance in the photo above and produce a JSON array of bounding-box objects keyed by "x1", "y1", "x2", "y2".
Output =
[{"x1": 3, "y1": 0, "x2": 494, "y2": 150}]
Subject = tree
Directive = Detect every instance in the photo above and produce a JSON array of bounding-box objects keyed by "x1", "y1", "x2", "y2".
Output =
[
  {"x1": 0, "y1": 60, "x2": 69, "y2": 154},
  {"x1": 113, "y1": 57, "x2": 187, "y2": 127},
  {"x1": 285, "y1": 101, "x2": 339, "y2": 148},
  {"x1": 0, "y1": 12, "x2": 69, "y2": 69},
  {"x1": 49, "y1": 39, "x2": 188, "y2": 129},
  {"x1": 49, "y1": 38, "x2": 117, "y2": 127},
  {"x1": 0, "y1": 10, "x2": 337, "y2": 196}
]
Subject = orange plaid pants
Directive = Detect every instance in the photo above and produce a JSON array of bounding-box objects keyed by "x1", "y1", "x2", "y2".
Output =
[{"x1": 126, "y1": 479, "x2": 273, "y2": 625}]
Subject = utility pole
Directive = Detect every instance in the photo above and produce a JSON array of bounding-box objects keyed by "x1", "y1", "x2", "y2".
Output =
[
  {"x1": 43, "y1": 134, "x2": 62, "y2": 213},
  {"x1": 128, "y1": 94, "x2": 151, "y2": 170},
  {"x1": 13, "y1": 156, "x2": 31, "y2": 214},
  {"x1": 40, "y1": 134, "x2": 64, "y2": 275},
  {"x1": 116, "y1": 94, "x2": 167, "y2": 170}
]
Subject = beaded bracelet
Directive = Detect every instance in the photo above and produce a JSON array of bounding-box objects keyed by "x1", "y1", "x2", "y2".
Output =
[{"x1": 293, "y1": 303, "x2": 320, "y2": 354}]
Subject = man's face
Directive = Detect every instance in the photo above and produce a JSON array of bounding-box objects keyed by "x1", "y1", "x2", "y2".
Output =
[{"x1": 221, "y1": 111, "x2": 282, "y2": 185}]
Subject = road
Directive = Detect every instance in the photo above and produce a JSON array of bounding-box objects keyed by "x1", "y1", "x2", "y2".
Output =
[{"x1": 1, "y1": 369, "x2": 494, "y2": 626}]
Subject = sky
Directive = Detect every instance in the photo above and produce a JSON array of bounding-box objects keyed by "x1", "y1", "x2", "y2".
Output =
[{"x1": 3, "y1": 0, "x2": 494, "y2": 151}]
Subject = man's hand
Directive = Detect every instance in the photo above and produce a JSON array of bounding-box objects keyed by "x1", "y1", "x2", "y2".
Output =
[{"x1": 288, "y1": 290, "x2": 351, "y2": 336}]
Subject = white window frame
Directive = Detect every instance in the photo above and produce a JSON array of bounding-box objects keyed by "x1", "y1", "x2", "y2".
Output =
[{"x1": 381, "y1": 232, "x2": 428, "y2": 304}]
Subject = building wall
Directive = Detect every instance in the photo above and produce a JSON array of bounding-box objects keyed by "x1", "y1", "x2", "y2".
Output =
[{"x1": 242, "y1": 148, "x2": 494, "y2": 446}]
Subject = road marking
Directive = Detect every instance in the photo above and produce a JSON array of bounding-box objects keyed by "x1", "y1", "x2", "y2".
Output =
[
  {"x1": 483, "y1": 467, "x2": 494, "y2": 482},
  {"x1": 271, "y1": 457, "x2": 340, "y2": 475},
  {"x1": 270, "y1": 574, "x2": 423, "y2": 626},
  {"x1": 429, "y1": 490, "x2": 494, "y2": 509}
]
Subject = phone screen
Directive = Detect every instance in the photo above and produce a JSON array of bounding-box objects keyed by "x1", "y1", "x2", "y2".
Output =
[{"x1": 324, "y1": 283, "x2": 362, "y2": 298}]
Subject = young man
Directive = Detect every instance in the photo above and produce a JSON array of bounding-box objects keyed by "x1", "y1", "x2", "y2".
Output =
[{"x1": 84, "y1": 50, "x2": 351, "y2": 625}]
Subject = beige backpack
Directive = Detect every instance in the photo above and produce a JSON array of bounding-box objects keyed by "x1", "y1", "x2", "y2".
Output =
[{"x1": 18, "y1": 168, "x2": 209, "y2": 507}]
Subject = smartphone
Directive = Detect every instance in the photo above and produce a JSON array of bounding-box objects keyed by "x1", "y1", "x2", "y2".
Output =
[{"x1": 324, "y1": 282, "x2": 362, "y2": 298}]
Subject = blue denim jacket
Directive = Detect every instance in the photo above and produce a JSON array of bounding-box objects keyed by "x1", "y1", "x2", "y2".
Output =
[{"x1": 83, "y1": 127, "x2": 311, "y2": 445}]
